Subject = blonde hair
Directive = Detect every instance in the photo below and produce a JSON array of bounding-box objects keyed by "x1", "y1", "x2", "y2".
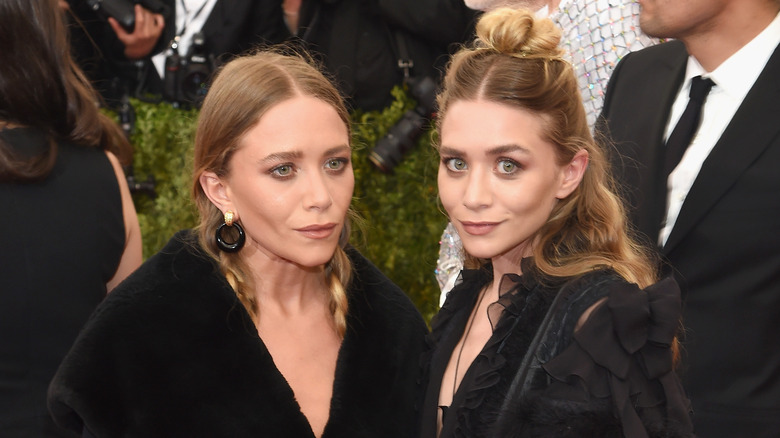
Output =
[
  {"x1": 436, "y1": 8, "x2": 658, "y2": 287},
  {"x1": 191, "y1": 49, "x2": 352, "y2": 336}
]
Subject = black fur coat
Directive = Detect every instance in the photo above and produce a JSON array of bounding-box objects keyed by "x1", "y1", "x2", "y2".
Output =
[{"x1": 48, "y1": 231, "x2": 428, "y2": 437}]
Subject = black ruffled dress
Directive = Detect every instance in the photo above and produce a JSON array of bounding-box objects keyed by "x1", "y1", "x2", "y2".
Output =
[{"x1": 419, "y1": 261, "x2": 694, "y2": 438}]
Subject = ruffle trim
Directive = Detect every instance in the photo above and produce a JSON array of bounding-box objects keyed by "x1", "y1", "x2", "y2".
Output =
[
  {"x1": 424, "y1": 266, "x2": 693, "y2": 438},
  {"x1": 541, "y1": 277, "x2": 694, "y2": 437},
  {"x1": 428, "y1": 261, "x2": 558, "y2": 437}
]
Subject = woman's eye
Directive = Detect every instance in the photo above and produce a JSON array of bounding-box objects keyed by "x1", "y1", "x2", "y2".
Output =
[
  {"x1": 326, "y1": 158, "x2": 348, "y2": 171},
  {"x1": 271, "y1": 164, "x2": 294, "y2": 177},
  {"x1": 497, "y1": 159, "x2": 518, "y2": 174},
  {"x1": 445, "y1": 158, "x2": 467, "y2": 171}
]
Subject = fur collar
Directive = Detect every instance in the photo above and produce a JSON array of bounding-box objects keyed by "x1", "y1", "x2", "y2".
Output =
[{"x1": 49, "y1": 230, "x2": 427, "y2": 437}]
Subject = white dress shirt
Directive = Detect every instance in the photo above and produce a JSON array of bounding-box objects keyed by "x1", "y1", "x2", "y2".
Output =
[{"x1": 151, "y1": 0, "x2": 219, "y2": 79}]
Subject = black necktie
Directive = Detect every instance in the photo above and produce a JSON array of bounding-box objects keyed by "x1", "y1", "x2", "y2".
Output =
[{"x1": 663, "y1": 75, "x2": 716, "y2": 178}]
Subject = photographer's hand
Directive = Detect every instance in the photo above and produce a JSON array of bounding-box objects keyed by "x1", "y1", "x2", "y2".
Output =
[{"x1": 109, "y1": 4, "x2": 165, "y2": 60}]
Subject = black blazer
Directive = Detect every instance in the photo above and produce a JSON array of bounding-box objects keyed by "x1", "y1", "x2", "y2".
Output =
[
  {"x1": 156, "y1": 0, "x2": 290, "y2": 63},
  {"x1": 139, "y1": 0, "x2": 289, "y2": 93},
  {"x1": 295, "y1": 0, "x2": 476, "y2": 111},
  {"x1": 597, "y1": 40, "x2": 780, "y2": 437},
  {"x1": 70, "y1": 0, "x2": 290, "y2": 102}
]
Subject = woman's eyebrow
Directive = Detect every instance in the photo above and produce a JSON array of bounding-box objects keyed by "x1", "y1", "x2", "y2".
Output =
[
  {"x1": 484, "y1": 144, "x2": 531, "y2": 156},
  {"x1": 438, "y1": 146, "x2": 462, "y2": 156},
  {"x1": 260, "y1": 151, "x2": 303, "y2": 164},
  {"x1": 323, "y1": 145, "x2": 351, "y2": 156},
  {"x1": 438, "y1": 144, "x2": 531, "y2": 156}
]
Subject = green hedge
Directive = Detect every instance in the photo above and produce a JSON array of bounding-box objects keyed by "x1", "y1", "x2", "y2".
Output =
[{"x1": 124, "y1": 86, "x2": 445, "y2": 322}]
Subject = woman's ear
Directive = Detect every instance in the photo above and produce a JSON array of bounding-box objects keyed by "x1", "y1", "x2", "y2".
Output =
[
  {"x1": 555, "y1": 149, "x2": 589, "y2": 199},
  {"x1": 199, "y1": 171, "x2": 232, "y2": 214}
]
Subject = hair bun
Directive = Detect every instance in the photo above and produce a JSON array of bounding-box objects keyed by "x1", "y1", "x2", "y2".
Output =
[{"x1": 476, "y1": 7, "x2": 563, "y2": 59}]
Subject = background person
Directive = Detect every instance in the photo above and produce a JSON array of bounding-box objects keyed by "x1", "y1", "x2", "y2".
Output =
[
  {"x1": 0, "y1": 0, "x2": 142, "y2": 435},
  {"x1": 285, "y1": 0, "x2": 477, "y2": 111},
  {"x1": 420, "y1": 8, "x2": 692, "y2": 437},
  {"x1": 597, "y1": 0, "x2": 780, "y2": 434},
  {"x1": 64, "y1": 0, "x2": 290, "y2": 106},
  {"x1": 48, "y1": 49, "x2": 428, "y2": 437}
]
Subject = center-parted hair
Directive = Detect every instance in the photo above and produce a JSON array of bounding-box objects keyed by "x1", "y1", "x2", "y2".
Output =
[
  {"x1": 191, "y1": 49, "x2": 353, "y2": 336},
  {"x1": 436, "y1": 8, "x2": 657, "y2": 287}
]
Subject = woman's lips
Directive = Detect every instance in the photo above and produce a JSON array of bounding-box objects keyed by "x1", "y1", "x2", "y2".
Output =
[
  {"x1": 296, "y1": 223, "x2": 337, "y2": 239},
  {"x1": 459, "y1": 221, "x2": 500, "y2": 236}
]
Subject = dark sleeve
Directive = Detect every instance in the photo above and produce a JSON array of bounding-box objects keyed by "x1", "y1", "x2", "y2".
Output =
[
  {"x1": 377, "y1": 0, "x2": 477, "y2": 47},
  {"x1": 240, "y1": 1, "x2": 292, "y2": 51},
  {"x1": 66, "y1": 1, "x2": 126, "y2": 64},
  {"x1": 540, "y1": 277, "x2": 694, "y2": 437},
  {"x1": 595, "y1": 50, "x2": 634, "y2": 135},
  {"x1": 47, "y1": 289, "x2": 137, "y2": 435},
  {"x1": 203, "y1": 1, "x2": 291, "y2": 63},
  {"x1": 47, "y1": 234, "x2": 209, "y2": 436}
]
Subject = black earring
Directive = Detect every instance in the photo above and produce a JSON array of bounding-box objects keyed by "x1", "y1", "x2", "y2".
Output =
[{"x1": 215, "y1": 210, "x2": 245, "y2": 252}]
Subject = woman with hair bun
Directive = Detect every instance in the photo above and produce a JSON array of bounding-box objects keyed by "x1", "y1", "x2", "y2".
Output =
[
  {"x1": 420, "y1": 8, "x2": 694, "y2": 438},
  {"x1": 48, "y1": 49, "x2": 427, "y2": 438}
]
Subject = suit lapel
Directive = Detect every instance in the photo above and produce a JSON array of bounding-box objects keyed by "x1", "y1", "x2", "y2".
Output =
[
  {"x1": 201, "y1": 0, "x2": 249, "y2": 36},
  {"x1": 615, "y1": 42, "x2": 687, "y2": 242},
  {"x1": 644, "y1": 46, "x2": 688, "y2": 240},
  {"x1": 201, "y1": 0, "x2": 227, "y2": 36},
  {"x1": 160, "y1": 0, "x2": 177, "y2": 51},
  {"x1": 664, "y1": 43, "x2": 780, "y2": 253}
]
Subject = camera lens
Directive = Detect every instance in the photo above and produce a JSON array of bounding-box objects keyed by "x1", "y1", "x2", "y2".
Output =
[
  {"x1": 369, "y1": 77, "x2": 438, "y2": 173},
  {"x1": 181, "y1": 70, "x2": 209, "y2": 103},
  {"x1": 369, "y1": 110, "x2": 426, "y2": 173}
]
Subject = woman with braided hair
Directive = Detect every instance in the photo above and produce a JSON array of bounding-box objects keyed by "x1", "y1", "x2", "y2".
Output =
[
  {"x1": 48, "y1": 49, "x2": 427, "y2": 438},
  {"x1": 420, "y1": 8, "x2": 694, "y2": 437}
]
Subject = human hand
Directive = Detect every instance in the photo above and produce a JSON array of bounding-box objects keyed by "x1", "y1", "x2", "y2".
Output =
[
  {"x1": 283, "y1": 0, "x2": 302, "y2": 32},
  {"x1": 109, "y1": 4, "x2": 165, "y2": 60}
]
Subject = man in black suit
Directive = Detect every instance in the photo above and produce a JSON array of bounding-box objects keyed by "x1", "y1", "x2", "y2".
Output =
[
  {"x1": 291, "y1": 0, "x2": 477, "y2": 111},
  {"x1": 597, "y1": 0, "x2": 780, "y2": 435},
  {"x1": 68, "y1": 0, "x2": 290, "y2": 105}
]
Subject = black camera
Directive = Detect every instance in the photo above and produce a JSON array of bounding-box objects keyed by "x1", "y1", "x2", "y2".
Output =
[
  {"x1": 370, "y1": 76, "x2": 438, "y2": 173},
  {"x1": 86, "y1": 0, "x2": 169, "y2": 33},
  {"x1": 163, "y1": 32, "x2": 214, "y2": 108}
]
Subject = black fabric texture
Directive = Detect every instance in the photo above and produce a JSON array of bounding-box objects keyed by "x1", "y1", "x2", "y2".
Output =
[
  {"x1": 597, "y1": 39, "x2": 780, "y2": 436},
  {"x1": 0, "y1": 127, "x2": 123, "y2": 437},
  {"x1": 295, "y1": 0, "x2": 476, "y2": 111},
  {"x1": 420, "y1": 261, "x2": 694, "y2": 438},
  {"x1": 47, "y1": 230, "x2": 427, "y2": 437}
]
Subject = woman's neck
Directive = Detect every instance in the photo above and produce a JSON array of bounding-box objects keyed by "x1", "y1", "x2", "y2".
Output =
[
  {"x1": 490, "y1": 239, "x2": 535, "y2": 281},
  {"x1": 240, "y1": 246, "x2": 330, "y2": 316}
]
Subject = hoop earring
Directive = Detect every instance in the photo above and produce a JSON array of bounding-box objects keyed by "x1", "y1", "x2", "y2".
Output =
[{"x1": 215, "y1": 210, "x2": 245, "y2": 252}]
